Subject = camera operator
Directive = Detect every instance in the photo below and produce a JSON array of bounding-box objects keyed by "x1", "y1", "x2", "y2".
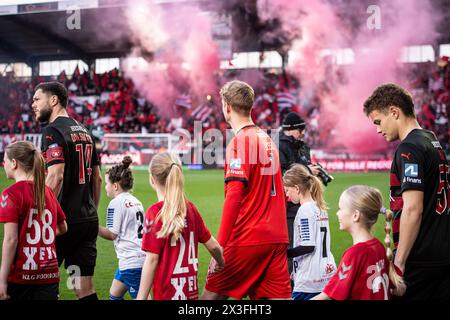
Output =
[{"x1": 277, "y1": 112, "x2": 332, "y2": 278}]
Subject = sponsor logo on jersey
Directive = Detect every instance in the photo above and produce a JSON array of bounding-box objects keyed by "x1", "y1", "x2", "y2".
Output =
[
  {"x1": 403, "y1": 176, "x2": 422, "y2": 184},
  {"x1": 125, "y1": 201, "x2": 135, "y2": 208},
  {"x1": 227, "y1": 169, "x2": 244, "y2": 176},
  {"x1": 432, "y1": 141, "x2": 442, "y2": 148},
  {"x1": 70, "y1": 125, "x2": 88, "y2": 133},
  {"x1": 404, "y1": 163, "x2": 418, "y2": 177},
  {"x1": 400, "y1": 152, "x2": 412, "y2": 160},
  {"x1": 230, "y1": 158, "x2": 242, "y2": 169}
]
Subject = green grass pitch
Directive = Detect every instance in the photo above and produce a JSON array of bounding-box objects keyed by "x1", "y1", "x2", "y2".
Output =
[{"x1": 0, "y1": 169, "x2": 390, "y2": 300}]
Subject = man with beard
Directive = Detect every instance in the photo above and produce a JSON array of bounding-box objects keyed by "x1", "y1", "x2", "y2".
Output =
[{"x1": 32, "y1": 82, "x2": 102, "y2": 300}]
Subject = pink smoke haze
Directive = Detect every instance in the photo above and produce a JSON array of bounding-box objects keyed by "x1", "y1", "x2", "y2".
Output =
[
  {"x1": 122, "y1": 1, "x2": 219, "y2": 117},
  {"x1": 258, "y1": 0, "x2": 438, "y2": 154}
]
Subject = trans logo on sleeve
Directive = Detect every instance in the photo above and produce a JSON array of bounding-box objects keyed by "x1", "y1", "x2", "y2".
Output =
[
  {"x1": 404, "y1": 163, "x2": 419, "y2": 177},
  {"x1": 230, "y1": 158, "x2": 242, "y2": 169}
]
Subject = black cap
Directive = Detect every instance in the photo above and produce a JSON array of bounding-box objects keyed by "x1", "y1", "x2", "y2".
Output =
[{"x1": 282, "y1": 112, "x2": 306, "y2": 130}]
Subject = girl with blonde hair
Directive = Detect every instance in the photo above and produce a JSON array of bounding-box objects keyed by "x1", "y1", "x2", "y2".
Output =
[
  {"x1": 137, "y1": 152, "x2": 224, "y2": 300},
  {"x1": 313, "y1": 185, "x2": 405, "y2": 300},
  {"x1": 283, "y1": 164, "x2": 336, "y2": 300}
]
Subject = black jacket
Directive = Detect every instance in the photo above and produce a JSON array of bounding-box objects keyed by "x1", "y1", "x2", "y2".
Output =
[{"x1": 277, "y1": 129, "x2": 312, "y2": 175}]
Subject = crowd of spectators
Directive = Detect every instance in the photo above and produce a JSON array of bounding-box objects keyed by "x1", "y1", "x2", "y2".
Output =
[{"x1": 0, "y1": 59, "x2": 448, "y2": 155}]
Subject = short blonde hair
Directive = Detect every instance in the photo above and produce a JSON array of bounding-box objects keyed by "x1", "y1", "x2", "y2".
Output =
[{"x1": 220, "y1": 80, "x2": 254, "y2": 116}]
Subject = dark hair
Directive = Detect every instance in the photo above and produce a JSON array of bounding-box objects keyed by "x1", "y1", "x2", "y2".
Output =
[
  {"x1": 363, "y1": 83, "x2": 415, "y2": 118},
  {"x1": 106, "y1": 156, "x2": 134, "y2": 191},
  {"x1": 35, "y1": 81, "x2": 68, "y2": 108},
  {"x1": 5, "y1": 141, "x2": 46, "y2": 218}
]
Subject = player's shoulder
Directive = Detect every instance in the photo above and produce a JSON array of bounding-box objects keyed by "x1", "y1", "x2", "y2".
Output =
[
  {"x1": 44, "y1": 185, "x2": 57, "y2": 198},
  {"x1": 121, "y1": 192, "x2": 145, "y2": 210},
  {"x1": 399, "y1": 129, "x2": 435, "y2": 150},
  {"x1": 395, "y1": 138, "x2": 422, "y2": 158},
  {"x1": 186, "y1": 200, "x2": 202, "y2": 217},
  {"x1": 146, "y1": 201, "x2": 164, "y2": 218},
  {"x1": 1, "y1": 181, "x2": 32, "y2": 207},
  {"x1": 2, "y1": 181, "x2": 24, "y2": 196},
  {"x1": 108, "y1": 195, "x2": 125, "y2": 210},
  {"x1": 45, "y1": 116, "x2": 71, "y2": 129},
  {"x1": 345, "y1": 238, "x2": 382, "y2": 257},
  {"x1": 297, "y1": 201, "x2": 319, "y2": 217},
  {"x1": 126, "y1": 193, "x2": 144, "y2": 207},
  {"x1": 186, "y1": 200, "x2": 198, "y2": 210}
]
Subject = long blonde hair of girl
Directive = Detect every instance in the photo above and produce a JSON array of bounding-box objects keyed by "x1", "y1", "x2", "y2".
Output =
[
  {"x1": 282, "y1": 164, "x2": 327, "y2": 211},
  {"x1": 149, "y1": 152, "x2": 187, "y2": 240},
  {"x1": 342, "y1": 185, "x2": 405, "y2": 291}
]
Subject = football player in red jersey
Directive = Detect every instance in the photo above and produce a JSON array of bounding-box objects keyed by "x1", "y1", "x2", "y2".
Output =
[
  {"x1": 202, "y1": 80, "x2": 291, "y2": 300},
  {"x1": 0, "y1": 141, "x2": 67, "y2": 300},
  {"x1": 137, "y1": 152, "x2": 224, "y2": 300},
  {"x1": 313, "y1": 186, "x2": 405, "y2": 300}
]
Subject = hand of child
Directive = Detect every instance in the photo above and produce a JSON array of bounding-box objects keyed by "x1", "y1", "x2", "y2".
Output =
[
  {"x1": 207, "y1": 258, "x2": 224, "y2": 275},
  {"x1": 0, "y1": 281, "x2": 9, "y2": 300}
]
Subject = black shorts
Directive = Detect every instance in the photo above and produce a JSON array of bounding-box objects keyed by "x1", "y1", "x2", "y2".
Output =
[
  {"x1": 8, "y1": 283, "x2": 59, "y2": 300},
  {"x1": 401, "y1": 265, "x2": 450, "y2": 300},
  {"x1": 56, "y1": 221, "x2": 98, "y2": 277}
]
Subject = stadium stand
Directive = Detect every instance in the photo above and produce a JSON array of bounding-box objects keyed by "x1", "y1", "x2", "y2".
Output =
[{"x1": 0, "y1": 59, "x2": 448, "y2": 155}]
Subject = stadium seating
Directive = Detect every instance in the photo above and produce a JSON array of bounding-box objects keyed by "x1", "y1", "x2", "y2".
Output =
[{"x1": 0, "y1": 62, "x2": 448, "y2": 155}]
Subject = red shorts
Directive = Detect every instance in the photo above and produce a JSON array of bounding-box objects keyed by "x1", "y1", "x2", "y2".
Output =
[{"x1": 205, "y1": 244, "x2": 291, "y2": 300}]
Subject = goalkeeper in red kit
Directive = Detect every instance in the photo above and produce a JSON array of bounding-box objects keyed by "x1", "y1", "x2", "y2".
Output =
[{"x1": 201, "y1": 80, "x2": 291, "y2": 300}]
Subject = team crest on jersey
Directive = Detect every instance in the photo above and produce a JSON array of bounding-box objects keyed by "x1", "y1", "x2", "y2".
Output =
[
  {"x1": 230, "y1": 158, "x2": 242, "y2": 169},
  {"x1": 51, "y1": 149, "x2": 62, "y2": 158},
  {"x1": 404, "y1": 163, "x2": 418, "y2": 177},
  {"x1": 47, "y1": 144, "x2": 64, "y2": 161},
  {"x1": 325, "y1": 263, "x2": 335, "y2": 274}
]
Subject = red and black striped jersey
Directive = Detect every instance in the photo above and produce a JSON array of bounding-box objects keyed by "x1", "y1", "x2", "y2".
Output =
[
  {"x1": 41, "y1": 116, "x2": 100, "y2": 224},
  {"x1": 390, "y1": 129, "x2": 450, "y2": 267}
]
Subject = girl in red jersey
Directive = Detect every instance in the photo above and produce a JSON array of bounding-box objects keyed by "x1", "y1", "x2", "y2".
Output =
[
  {"x1": 0, "y1": 141, "x2": 67, "y2": 300},
  {"x1": 313, "y1": 185, "x2": 405, "y2": 300},
  {"x1": 137, "y1": 152, "x2": 224, "y2": 300}
]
